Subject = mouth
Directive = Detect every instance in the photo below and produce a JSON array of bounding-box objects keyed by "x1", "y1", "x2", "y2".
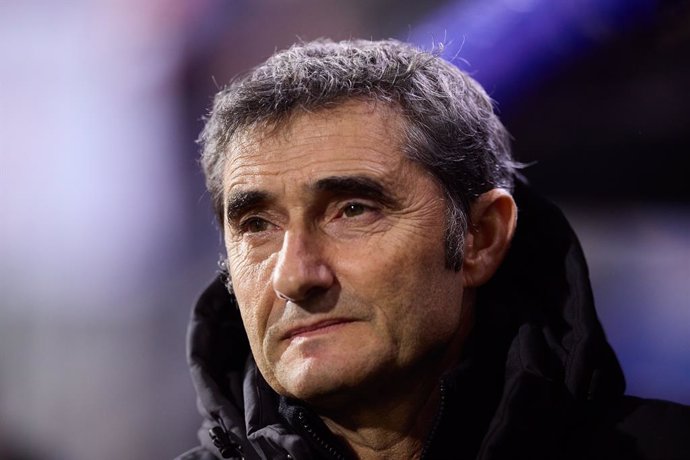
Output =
[{"x1": 283, "y1": 318, "x2": 355, "y2": 340}]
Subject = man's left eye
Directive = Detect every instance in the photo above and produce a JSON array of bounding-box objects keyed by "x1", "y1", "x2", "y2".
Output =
[{"x1": 341, "y1": 203, "x2": 369, "y2": 218}]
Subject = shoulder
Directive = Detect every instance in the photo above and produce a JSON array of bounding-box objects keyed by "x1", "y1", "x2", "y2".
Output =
[
  {"x1": 614, "y1": 396, "x2": 690, "y2": 459},
  {"x1": 581, "y1": 396, "x2": 690, "y2": 460}
]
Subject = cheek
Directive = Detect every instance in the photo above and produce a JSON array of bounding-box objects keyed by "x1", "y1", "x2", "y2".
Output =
[
  {"x1": 351, "y1": 226, "x2": 448, "y2": 298},
  {"x1": 350, "y1": 227, "x2": 463, "y2": 351},
  {"x1": 226, "y1": 247, "x2": 278, "y2": 360},
  {"x1": 227, "y1": 239, "x2": 277, "y2": 300}
]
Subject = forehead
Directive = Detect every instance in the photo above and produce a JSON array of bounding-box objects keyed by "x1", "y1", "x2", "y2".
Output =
[{"x1": 222, "y1": 102, "x2": 411, "y2": 193}]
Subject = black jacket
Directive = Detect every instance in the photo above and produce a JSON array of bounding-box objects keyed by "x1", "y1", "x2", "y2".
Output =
[{"x1": 176, "y1": 182, "x2": 690, "y2": 460}]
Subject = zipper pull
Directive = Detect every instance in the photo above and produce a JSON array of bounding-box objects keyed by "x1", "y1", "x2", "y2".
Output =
[{"x1": 209, "y1": 425, "x2": 244, "y2": 459}]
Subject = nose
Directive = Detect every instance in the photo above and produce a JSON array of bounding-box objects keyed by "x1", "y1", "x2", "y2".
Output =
[{"x1": 272, "y1": 229, "x2": 334, "y2": 302}]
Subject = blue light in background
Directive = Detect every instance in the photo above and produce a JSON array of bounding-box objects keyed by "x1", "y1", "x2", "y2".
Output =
[{"x1": 407, "y1": 0, "x2": 656, "y2": 104}]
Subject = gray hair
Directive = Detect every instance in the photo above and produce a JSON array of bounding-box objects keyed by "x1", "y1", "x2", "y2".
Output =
[{"x1": 200, "y1": 39, "x2": 520, "y2": 271}]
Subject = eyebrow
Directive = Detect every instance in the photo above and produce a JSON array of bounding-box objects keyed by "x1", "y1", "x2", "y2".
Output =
[
  {"x1": 225, "y1": 190, "x2": 272, "y2": 222},
  {"x1": 225, "y1": 175, "x2": 396, "y2": 223},
  {"x1": 312, "y1": 175, "x2": 396, "y2": 207}
]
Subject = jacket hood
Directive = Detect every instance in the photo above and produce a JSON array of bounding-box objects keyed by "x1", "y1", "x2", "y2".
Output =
[{"x1": 184, "y1": 179, "x2": 626, "y2": 459}]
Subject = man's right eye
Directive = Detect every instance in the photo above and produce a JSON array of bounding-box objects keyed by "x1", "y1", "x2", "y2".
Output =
[{"x1": 241, "y1": 217, "x2": 270, "y2": 234}]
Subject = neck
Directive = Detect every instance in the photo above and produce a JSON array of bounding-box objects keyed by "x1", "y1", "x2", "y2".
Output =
[{"x1": 320, "y1": 373, "x2": 442, "y2": 459}]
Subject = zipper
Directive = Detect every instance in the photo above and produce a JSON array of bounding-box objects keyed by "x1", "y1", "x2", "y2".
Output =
[
  {"x1": 297, "y1": 410, "x2": 347, "y2": 460},
  {"x1": 420, "y1": 382, "x2": 447, "y2": 460}
]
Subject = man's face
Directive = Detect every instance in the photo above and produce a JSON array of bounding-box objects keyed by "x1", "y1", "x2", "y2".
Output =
[{"x1": 222, "y1": 102, "x2": 469, "y2": 405}]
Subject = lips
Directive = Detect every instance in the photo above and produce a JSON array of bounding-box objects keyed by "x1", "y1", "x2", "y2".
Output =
[{"x1": 283, "y1": 318, "x2": 354, "y2": 340}]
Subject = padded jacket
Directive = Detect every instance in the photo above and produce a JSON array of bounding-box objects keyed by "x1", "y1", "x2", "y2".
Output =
[{"x1": 176, "y1": 182, "x2": 690, "y2": 459}]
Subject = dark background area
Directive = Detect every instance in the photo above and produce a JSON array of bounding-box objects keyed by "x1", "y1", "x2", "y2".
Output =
[{"x1": 506, "y1": 1, "x2": 690, "y2": 201}]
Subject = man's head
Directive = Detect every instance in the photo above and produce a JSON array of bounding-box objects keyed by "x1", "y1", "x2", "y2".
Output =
[
  {"x1": 200, "y1": 39, "x2": 519, "y2": 270},
  {"x1": 199, "y1": 39, "x2": 519, "y2": 409}
]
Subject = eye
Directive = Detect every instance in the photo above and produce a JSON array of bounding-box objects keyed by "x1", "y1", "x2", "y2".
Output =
[
  {"x1": 241, "y1": 217, "x2": 271, "y2": 233},
  {"x1": 341, "y1": 202, "x2": 369, "y2": 218}
]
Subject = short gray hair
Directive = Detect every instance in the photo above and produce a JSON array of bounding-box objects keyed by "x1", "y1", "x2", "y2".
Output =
[{"x1": 200, "y1": 39, "x2": 520, "y2": 270}]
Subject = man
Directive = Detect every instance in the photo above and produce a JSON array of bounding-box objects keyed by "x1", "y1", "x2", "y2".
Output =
[{"x1": 177, "y1": 39, "x2": 689, "y2": 459}]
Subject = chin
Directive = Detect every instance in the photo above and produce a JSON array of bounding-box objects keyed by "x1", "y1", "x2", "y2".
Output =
[
  {"x1": 275, "y1": 358, "x2": 351, "y2": 399},
  {"x1": 285, "y1": 378, "x2": 366, "y2": 411},
  {"x1": 275, "y1": 354, "x2": 394, "y2": 408}
]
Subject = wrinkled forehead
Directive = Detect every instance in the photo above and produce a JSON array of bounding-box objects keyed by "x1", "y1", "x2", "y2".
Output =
[
  {"x1": 228, "y1": 100, "x2": 406, "y2": 161},
  {"x1": 221, "y1": 101, "x2": 413, "y2": 189}
]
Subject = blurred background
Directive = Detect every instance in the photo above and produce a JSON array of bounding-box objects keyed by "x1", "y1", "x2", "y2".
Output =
[{"x1": 1, "y1": 0, "x2": 688, "y2": 458}]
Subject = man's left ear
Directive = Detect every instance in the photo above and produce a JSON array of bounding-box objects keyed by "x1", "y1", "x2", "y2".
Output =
[{"x1": 461, "y1": 188, "x2": 517, "y2": 288}]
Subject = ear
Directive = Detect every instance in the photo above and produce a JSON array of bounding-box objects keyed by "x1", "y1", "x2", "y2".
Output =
[{"x1": 462, "y1": 188, "x2": 517, "y2": 288}]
